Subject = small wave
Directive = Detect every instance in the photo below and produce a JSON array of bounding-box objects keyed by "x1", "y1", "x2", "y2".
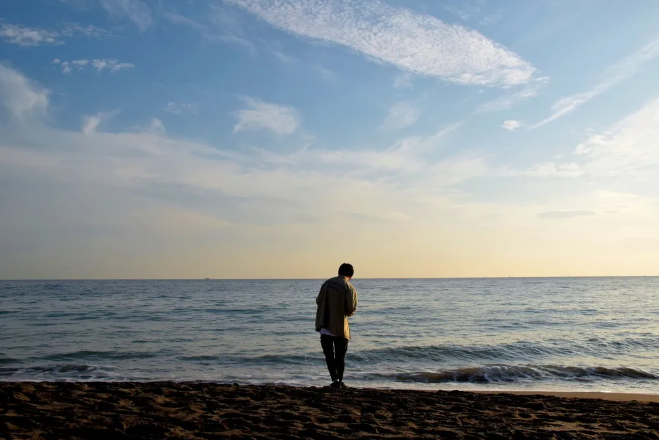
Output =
[
  {"x1": 0, "y1": 364, "x2": 113, "y2": 379},
  {"x1": 40, "y1": 350, "x2": 162, "y2": 361},
  {"x1": 242, "y1": 354, "x2": 315, "y2": 365},
  {"x1": 204, "y1": 306, "x2": 281, "y2": 315},
  {"x1": 29, "y1": 364, "x2": 98, "y2": 373},
  {"x1": 177, "y1": 337, "x2": 659, "y2": 368},
  {"x1": 353, "y1": 337, "x2": 659, "y2": 364},
  {"x1": 178, "y1": 353, "x2": 319, "y2": 366},
  {"x1": 389, "y1": 365, "x2": 658, "y2": 384},
  {"x1": 0, "y1": 367, "x2": 20, "y2": 376},
  {"x1": 177, "y1": 355, "x2": 221, "y2": 362},
  {"x1": 354, "y1": 342, "x2": 556, "y2": 363},
  {"x1": 211, "y1": 354, "x2": 316, "y2": 366}
]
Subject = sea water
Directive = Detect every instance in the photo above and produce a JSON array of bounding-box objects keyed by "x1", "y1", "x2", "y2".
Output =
[{"x1": 1, "y1": 278, "x2": 658, "y2": 392}]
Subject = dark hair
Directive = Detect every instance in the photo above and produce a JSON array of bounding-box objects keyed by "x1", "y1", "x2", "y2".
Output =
[{"x1": 338, "y1": 263, "x2": 354, "y2": 278}]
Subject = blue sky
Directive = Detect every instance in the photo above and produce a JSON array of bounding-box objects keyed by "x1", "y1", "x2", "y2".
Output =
[{"x1": 1, "y1": 0, "x2": 659, "y2": 278}]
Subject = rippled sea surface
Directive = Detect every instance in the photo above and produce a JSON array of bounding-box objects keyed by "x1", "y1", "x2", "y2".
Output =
[{"x1": 1, "y1": 278, "x2": 658, "y2": 392}]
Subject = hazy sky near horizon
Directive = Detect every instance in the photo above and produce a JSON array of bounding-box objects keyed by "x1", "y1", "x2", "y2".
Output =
[{"x1": 1, "y1": 0, "x2": 659, "y2": 279}]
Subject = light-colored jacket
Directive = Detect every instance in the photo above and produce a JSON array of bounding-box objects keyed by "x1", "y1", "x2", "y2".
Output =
[{"x1": 315, "y1": 276, "x2": 358, "y2": 340}]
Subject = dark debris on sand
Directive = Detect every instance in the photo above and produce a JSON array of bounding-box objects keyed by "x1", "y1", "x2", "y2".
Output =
[{"x1": 1, "y1": 382, "x2": 659, "y2": 439}]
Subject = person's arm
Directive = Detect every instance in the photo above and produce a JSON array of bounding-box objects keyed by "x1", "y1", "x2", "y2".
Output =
[
  {"x1": 316, "y1": 281, "x2": 327, "y2": 305},
  {"x1": 345, "y1": 283, "x2": 358, "y2": 317}
]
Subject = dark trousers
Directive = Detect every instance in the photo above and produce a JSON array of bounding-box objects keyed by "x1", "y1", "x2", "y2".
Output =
[{"x1": 320, "y1": 334, "x2": 349, "y2": 382}]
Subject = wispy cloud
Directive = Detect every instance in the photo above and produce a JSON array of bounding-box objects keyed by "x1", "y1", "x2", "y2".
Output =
[
  {"x1": 149, "y1": 117, "x2": 166, "y2": 134},
  {"x1": 233, "y1": 97, "x2": 299, "y2": 135},
  {"x1": 573, "y1": 96, "x2": 659, "y2": 176},
  {"x1": 163, "y1": 102, "x2": 198, "y2": 115},
  {"x1": 502, "y1": 120, "x2": 523, "y2": 131},
  {"x1": 166, "y1": 7, "x2": 256, "y2": 54},
  {"x1": 313, "y1": 65, "x2": 337, "y2": 82},
  {"x1": 214, "y1": 35, "x2": 257, "y2": 53},
  {"x1": 443, "y1": 2, "x2": 501, "y2": 26},
  {"x1": 532, "y1": 36, "x2": 659, "y2": 128},
  {"x1": 518, "y1": 95, "x2": 659, "y2": 179},
  {"x1": 82, "y1": 111, "x2": 118, "y2": 134},
  {"x1": 0, "y1": 23, "x2": 61, "y2": 46},
  {"x1": 83, "y1": 115, "x2": 102, "y2": 135},
  {"x1": 272, "y1": 50, "x2": 295, "y2": 64},
  {"x1": 321, "y1": 123, "x2": 465, "y2": 177},
  {"x1": 92, "y1": 59, "x2": 135, "y2": 72},
  {"x1": 381, "y1": 102, "x2": 419, "y2": 131},
  {"x1": 538, "y1": 210, "x2": 596, "y2": 219},
  {"x1": 477, "y1": 82, "x2": 546, "y2": 113},
  {"x1": 99, "y1": 0, "x2": 153, "y2": 32},
  {"x1": 54, "y1": 58, "x2": 135, "y2": 73},
  {"x1": 480, "y1": 11, "x2": 502, "y2": 27},
  {"x1": 517, "y1": 162, "x2": 583, "y2": 178},
  {"x1": 0, "y1": 65, "x2": 49, "y2": 120},
  {"x1": 0, "y1": 22, "x2": 110, "y2": 46},
  {"x1": 444, "y1": 4, "x2": 480, "y2": 21},
  {"x1": 60, "y1": 23, "x2": 113, "y2": 38},
  {"x1": 208, "y1": 5, "x2": 257, "y2": 53},
  {"x1": 163, "y1": 12, "x2": 206, "y2": 31},
  {"x1": 226, "y1": 0, "x2": 536, "y2": 86},
  {"x1": 393, "y1": 72, "x2": 414, "y2": 89}
]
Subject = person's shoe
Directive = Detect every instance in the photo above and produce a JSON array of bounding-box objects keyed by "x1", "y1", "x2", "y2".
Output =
[
  {"x1": 330, "y1": 380, "x2": 341, "y2": 389},
  {"x1": 339, "y1": 381, "x2": 347, "y2": 389}
]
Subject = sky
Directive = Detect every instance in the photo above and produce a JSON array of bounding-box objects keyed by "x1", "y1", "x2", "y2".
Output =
[{"x1": 1, "y1": 0, "x2": 659, "y2": 279}]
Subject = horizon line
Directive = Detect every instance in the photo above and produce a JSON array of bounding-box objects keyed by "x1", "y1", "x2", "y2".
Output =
[{"x1": 2, "y1": 275, "x2": 658, "y2": 282}]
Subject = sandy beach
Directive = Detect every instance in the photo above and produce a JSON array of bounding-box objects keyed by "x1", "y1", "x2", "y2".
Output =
[{"x1": 2, "y1": 382, "x2": 659, "y2": 439}]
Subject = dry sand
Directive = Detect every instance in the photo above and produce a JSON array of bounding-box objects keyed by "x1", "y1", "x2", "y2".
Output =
[{"x1": 2, "y1": 382, "x2": 659, "y2": 439}]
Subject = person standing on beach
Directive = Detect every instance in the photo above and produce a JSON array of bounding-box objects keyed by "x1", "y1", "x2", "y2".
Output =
[{"x1": 315, "y1": 263, "x2": 358, "y2": 388}]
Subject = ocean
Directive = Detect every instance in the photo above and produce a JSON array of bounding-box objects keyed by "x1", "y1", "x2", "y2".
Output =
[{"x1": 1, "y1": 278, "x2": 658, "y2": 393}]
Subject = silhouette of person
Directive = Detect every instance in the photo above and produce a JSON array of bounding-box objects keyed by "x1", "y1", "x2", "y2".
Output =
[{"x1": 315, "y1": 263, "x2": 358, "y2": 388}]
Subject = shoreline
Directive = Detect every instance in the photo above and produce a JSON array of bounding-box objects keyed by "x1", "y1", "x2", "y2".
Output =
[
  {"x1": 4, "y1": 379, "x2": 659, "y2": 402},
  {"x1": 473, "y1": 390, "x2": 659, "y2": 403},
  {"x1": 3, "y1": 382, "x2": 659, "y2": 439}
]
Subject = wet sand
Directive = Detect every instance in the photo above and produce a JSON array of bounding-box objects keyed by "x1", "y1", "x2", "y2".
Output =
[
  {"x1": 475, "y1": 390, "x2": 659, "y2": 403},
  {"x1": 2, "y1": 382, "x2": 659, "y2": 439}
]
